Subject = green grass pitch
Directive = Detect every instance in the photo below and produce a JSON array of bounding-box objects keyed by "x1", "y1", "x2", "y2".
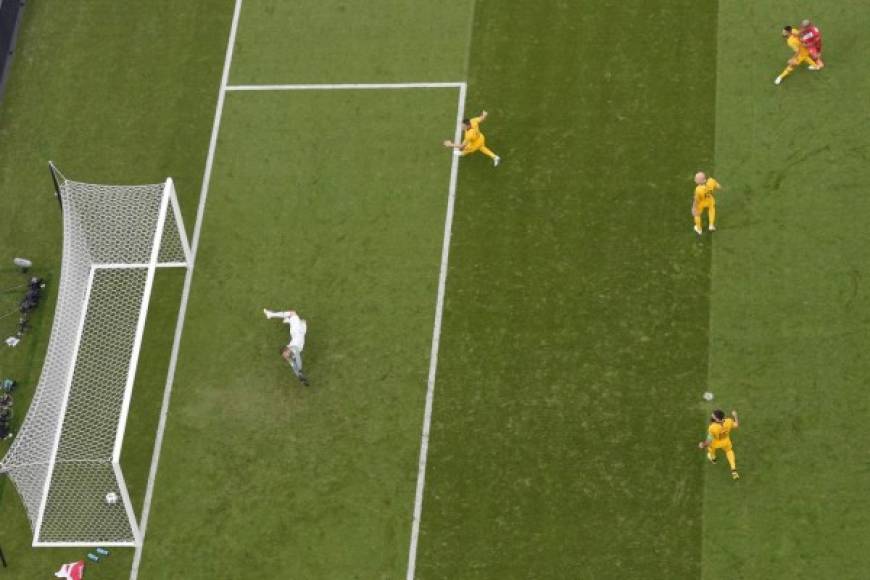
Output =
[{"x1": 0, "y1": 0, "x2": 868, "y2": 578}]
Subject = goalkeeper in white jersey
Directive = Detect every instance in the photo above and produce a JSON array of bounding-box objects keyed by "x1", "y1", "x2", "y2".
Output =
[{"x1": 263, "y1": 308, "x2": 309, "y2": 386}]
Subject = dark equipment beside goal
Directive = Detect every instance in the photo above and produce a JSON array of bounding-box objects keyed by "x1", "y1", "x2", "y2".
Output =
[{"x1": 1, "y1": 275, "x2": 45, "y2": 340}]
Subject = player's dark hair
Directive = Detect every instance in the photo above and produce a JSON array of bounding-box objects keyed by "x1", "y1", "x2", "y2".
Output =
[
  {"x1": 712, "y1": 409, "x2": 726, "y2": 421},
  {"x1": 783, "y1": 25, "x2": 793, "y2": 32},
  {"x1": 462, "y1": 118, "x2": 470, "y2": 125},
  {"x1": 279, "y1": 345, "x2": 288, "y2": 355}
]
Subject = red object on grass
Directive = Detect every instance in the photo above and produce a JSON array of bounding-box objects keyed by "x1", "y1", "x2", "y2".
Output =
[{"x1": 54, "y1": 560, "x2": 85, "y2": 580}]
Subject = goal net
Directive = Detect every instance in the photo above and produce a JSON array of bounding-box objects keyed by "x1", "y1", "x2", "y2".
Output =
[{"x1": 0, "y1": 164, "x2": 191, "y2": 546}]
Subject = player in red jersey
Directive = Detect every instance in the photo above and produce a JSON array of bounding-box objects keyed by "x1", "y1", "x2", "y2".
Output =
[{"x1": 799, "y1": 19, "x2": 824, "y2": 70}]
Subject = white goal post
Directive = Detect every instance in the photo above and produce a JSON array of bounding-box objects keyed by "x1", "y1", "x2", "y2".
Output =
[{"x1": 0, "y1": 163, "x2": 191, "y2": 546}]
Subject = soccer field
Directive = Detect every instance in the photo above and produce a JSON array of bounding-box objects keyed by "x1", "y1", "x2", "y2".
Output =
[{"x1": 0, "y1": 1, "x2": 868, "y2": 579}]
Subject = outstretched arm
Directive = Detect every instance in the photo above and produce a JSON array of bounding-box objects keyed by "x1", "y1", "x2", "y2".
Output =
[
  {"x1": 731, "y1": 410, "x2": 739, "y2": 428},
  {"x1": 444, "y1": 111, "x2": 488, "y2": 148},
  {"x1": 264, "y1": 308, "x2": 295, "y2": 321}
]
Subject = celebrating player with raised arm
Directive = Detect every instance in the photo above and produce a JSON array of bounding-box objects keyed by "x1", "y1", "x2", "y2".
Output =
[
  {"x1": 699, "y1": 409, "x2": 740, "y2": 480},
  {"x1": 799, "y1": 19, "x2": 824, "y2": 70},
  {"x1": 264, "y1": 308, "x2": 309, "y2": 386},
  {"x1": 443, "y1": 110, "x2": 501, "y2": 167}
]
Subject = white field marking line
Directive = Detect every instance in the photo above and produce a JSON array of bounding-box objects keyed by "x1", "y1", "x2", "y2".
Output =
[
  {"x1": 226, "y1": 82, "x2": 464, "y2": 91},
  {"x1": 32, "y1": 266, "x2": 96, "y2": 545},
  {"x1": 406, "y1": 81, "x2": 467, "y2": 580},
  {"x1": 129, "y1": 0, "x2": 245, "y2": 576}
]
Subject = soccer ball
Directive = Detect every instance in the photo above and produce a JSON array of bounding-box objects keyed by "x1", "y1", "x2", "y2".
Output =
[
  {"x1": 105, "y1": 492, "x2": 119, "y2": 505},
  {"x1": 703, "y1": 392, "x2": 714, "y2": 401}
]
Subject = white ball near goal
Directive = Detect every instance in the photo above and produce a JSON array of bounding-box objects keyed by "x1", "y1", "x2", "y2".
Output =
[
  {"x1": 703, "y1": 392, "x2": 714, "y2": 401},
  {"x1": 105, "y1": 492, "x2": 119, "y2": 505}
]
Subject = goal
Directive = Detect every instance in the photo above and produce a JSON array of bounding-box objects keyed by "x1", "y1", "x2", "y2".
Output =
[{"x1": 0, "y1": 163, "x2": 191, "y2": 546}]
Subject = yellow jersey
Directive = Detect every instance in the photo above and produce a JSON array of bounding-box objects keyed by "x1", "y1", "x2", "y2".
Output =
[
  {"x1": 708, "y1": 418, "x2": 736, "y2": 445},
  {"x1": 464, "y1": 117, "x2": 484, "y2": 146},
  {"x1": 787, "y1": 30, "x2": 810, "y2": 58},
  {"x1": 694, "y1": 177, "x2": 720, "y2": 205}
]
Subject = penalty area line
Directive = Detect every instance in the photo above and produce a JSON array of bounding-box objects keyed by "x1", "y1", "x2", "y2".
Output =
[
  {"x1": 225, "y1": 82, "x2": 465, "y2": 91},
  {"x1": 405, "y1": 81, "x2": 467, "y2": 580}
]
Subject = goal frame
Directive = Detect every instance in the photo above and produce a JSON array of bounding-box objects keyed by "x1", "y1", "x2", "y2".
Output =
[{"x1": 4, "y1": 164, "x2": 191, "y2": 548}]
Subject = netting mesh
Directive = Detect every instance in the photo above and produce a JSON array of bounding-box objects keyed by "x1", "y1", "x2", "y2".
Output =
[
  {"x1": 158, "y1": 202, "x2": 187, "y2": 265},
  {"x1": 0, "y1": 174, "x2": 188, "y2": 545}
]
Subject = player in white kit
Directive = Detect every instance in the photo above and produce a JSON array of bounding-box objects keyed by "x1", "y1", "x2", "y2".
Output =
[{"x1": 263, "y1": 308, "x2": 309, "y2": 386}]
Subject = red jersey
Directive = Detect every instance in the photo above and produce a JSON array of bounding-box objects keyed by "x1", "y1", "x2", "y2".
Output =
[{"x1": 800, "y1": 25, "x2": 822, "y2": 50}]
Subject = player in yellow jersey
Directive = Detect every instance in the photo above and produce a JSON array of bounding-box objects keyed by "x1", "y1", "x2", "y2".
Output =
[
  {"x1": 443, "y1": 110, "x2": 501, "y2": 166},
  {"x1": 692, "y1": 171, "x2": 721, "y2": 235},
  {"x1": 775, "y1": 25, "x2": 819, "y2": 85},
  {"x1": 699, "y1": 409, "x2": 740, "y2": 480}
]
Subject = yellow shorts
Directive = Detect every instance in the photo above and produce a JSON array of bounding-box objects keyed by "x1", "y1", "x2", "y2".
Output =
[
  {"x1": 462, "y1": 139, "x2": 485, "y2": 155},
  {"x1": 710, "y1": 441, "x2": 733, "y2": 452},
  {"x1": 793, "y1": 54, "x2": 816, "y2": 67},
  {"x1": 696, "y1": 199, "x2": 715, "y2": 212}
]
